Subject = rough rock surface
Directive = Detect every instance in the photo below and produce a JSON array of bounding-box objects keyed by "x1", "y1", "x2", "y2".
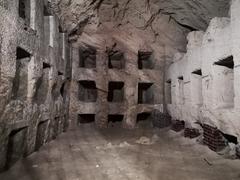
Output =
[
  {"x1": 51, "y1": 0, "x2": 230, "y2": 32},
  {"x1": 50, "y1": 0, "x2": 230, "y2": 63}
]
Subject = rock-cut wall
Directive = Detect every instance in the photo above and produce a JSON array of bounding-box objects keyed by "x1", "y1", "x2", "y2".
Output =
[
  {"x1": 0, "y1": 0, "x2": 71, "y2": 171},
  {"x1": 166, "y1": 0, "x2": 240, "y2": 140}
]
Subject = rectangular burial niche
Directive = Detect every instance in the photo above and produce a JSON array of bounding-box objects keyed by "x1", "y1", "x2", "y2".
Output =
[
  {"x1": 79, "y1": 46, "x2": 96, "y2": 68},
  {"x1": 5, "y1": 127, "x2": 27, "y2": 169},
  {"x1": 137, "y1": 112, "x2": 151, "y2": 123},
  {"x1": 52, "y1": 117, "x2": 60, "y2": 140},
  {"x1": 108, "y1": 115, "x2": 124, "y2": 122},
  {"x1": 108, "y1": 50, "x2": 125, "y2": 69},
  {"x1": 12, "y1": 47, "x2": 31, "y2": 100},
  {"x1": 43, "y1": 5, "x2": 51, "y2": 16},
  {"x1": 177, "y1": 76, "x2": 184, "y2": 104},
  {"x1": 78, "y1": 114, "x2": 95, "y2": 124},
  {"x1": 18, "y1": 0, "x2": 30, "y2": 24},
  {"x1": 34, "y1": 62, "x2": 50, "y2": 104},
  {"x1": 214, "y1": 56, "x2": 234, "y2": 69},
  {"x1": 165, "y1": 80, "x2": 172, "y2": 104},
  {"x1": 220, "y1": 131, "x2": 238, "y2": 145},
  {"x1": 191, "y1": 69, "x2": 203, "y2": 106},
  {"x1": 108, "y1": 115, "x2": 124, "y2": 125},
  {"x1": 108, "y1": 81, "x2": 124, "y2": 102},
  {"x1": 138, "y1": 51, "x2": 154, "y2": 69},
  {"x1": 213, "y1": 56, "x2": 234, "y2": 108},
  {"x1": 138, "y1": 83, "x2": 154, "y2": 104},
  {"x1": 192, "y1": 69, "x2": 202, "y2": 76},
  {"x1": 78, "y1": 81, "x2": 98, "y2": 102},
  {"x1": 35, "y1": 121, "x2": 48, "y2": 151}
]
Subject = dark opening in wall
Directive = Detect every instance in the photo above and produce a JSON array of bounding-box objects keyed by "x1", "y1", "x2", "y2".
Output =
[
  {"x1": 5, "y1": 127, "x2": 27, "y2": 169},
  {"x1": 108, "y1": 51, "x2": 125, "y2": 69},
  {"x1": 43, "y1": 5, "x2": 51, "y2": 16},
  {"x1": 138, "y1": 51, "x2": 154, "y2": 69},
  {"x1": 78, "y1": 81, "x2": 97, "y2": 102},
  {"x1": 191, "y1": 69, "x2": 203, "y2": 106},
  {"x1": 108, "y1": 115, "x2": 124, "y2": 123},
  {"x1": 214, "y1": 56, "x2": 234, "y2": 69},
  {"x1": 78, "y1": 114, "x2": 95, "y2": 124},
  {"x1": 213, "y1": 56, "x2": 234, "y2": 108},
  {"x1": 203, "y1": 124, "x2": 227, "y2": 152},
  {"x1": 79, "y1": 47, "x2": 96, "y2": 68},
  {"x1": 220, "y1": 132, "x2": 238, "y2": 144},
  {"x1": 178, "y1": 76, "x2": 184, "y2": 80},
  {"x1": 12, "y1": 47, "x2": 31, "y2": 100},
  {"x1": 137, "y1": 112, "x2": 151, "y2": 122},
  {"x1": 108, "y1": 82, "x2": 124, "y2": 102},
  {"x1": 43, "y1": 62, "x2": 51, "y2": 69},
  {"x1": 58, "y1": 71, "x2": 63, "y2": 76},
  {"x1": 59, "y1": 25, "x2": 64, "y2": 33},
  {"x1": 177, "y1": 76, "x2": 185, "y2": 104},
  {"x1": 18, "y1": 0, "x2": 30, "y2": 24},
  {"x1": 165, "y1": 80, "x2": 172, "y2": 104},
  {"x1": 52, "y1": 117, "x2": 60, "y2": 140},
  {"x1": 17, "y1": 47, "x2": 31, "y2": 59},
  {"x1": 35, "y1": 121, "x2": 48, "y2": 151},
  {"x1": 63, "y1": 115, "x2": 68, "y2": 132},
  {"x1": 60, "y1": 82, "x2": 65, "y2": 98},
  {"x1": 34, "y1": 62, "x2": 50, "y2": 104},
  {"x1": 192, "y1": 69, "x2": 202, "y2": 76},
  {"x1": 138, "y1": 83, "x2": 154, "y2": 104}
]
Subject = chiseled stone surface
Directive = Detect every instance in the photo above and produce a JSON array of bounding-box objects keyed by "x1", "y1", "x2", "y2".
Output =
[
  {"x1": 0, "y1": 1, "x2": 71, "y2": 171},
  {"x1": 166, "y1": 0, "x2": 240, "y2": 139},
  {"x1": 70, "y1": 39, "x2": 164, "y2": 128}
]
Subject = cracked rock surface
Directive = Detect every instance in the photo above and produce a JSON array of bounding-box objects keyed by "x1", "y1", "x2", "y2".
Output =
[{"x1": 51, "y1": 0, "x2": 229, "y2": 62}]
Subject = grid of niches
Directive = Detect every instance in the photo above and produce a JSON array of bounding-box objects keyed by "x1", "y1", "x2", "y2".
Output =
[{"x1": 77, "y1": 48, "x2": 157, "y2": 105}]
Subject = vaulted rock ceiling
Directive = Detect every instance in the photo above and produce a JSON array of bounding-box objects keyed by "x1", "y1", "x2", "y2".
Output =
[{"x1": 50, "y1": 0, "x2": 230, "y2": 63}]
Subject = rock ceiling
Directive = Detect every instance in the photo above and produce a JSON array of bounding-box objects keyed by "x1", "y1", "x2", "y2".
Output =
[{"x1": 50, "y1": 0, "x2": 230, "y2": 62}]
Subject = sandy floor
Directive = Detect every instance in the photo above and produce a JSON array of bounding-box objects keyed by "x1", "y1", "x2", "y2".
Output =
[{"x1": 1, "y1": 122, "x2": 240, "y2": 180}]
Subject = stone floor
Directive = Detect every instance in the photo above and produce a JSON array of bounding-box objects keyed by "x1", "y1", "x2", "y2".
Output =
[{"x1": 1, "y1": 121, "x2": 240, "y2": 180}]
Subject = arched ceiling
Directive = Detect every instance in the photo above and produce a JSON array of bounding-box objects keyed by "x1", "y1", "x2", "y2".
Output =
[{"x1": 50, "y1": 0, "x2": 230, "y2": 62}]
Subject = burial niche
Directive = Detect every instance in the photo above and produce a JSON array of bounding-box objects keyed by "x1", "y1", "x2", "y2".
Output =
[
  {"x1": 138, "y1": 83, "x2": 154, "y2": 104},
  {"x1": 78, "y1": 81, "x2": 98, "y2": 102},
  {"x1": 108, "y1": 81, "x2": 124, "y2": 102},
  {"x1": 12, "y1": 47, "x2": 31, "y2": 101}
]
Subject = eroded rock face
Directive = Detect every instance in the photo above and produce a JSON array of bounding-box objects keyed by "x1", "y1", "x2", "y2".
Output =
[
  {"x1": 51, "y1": 0, "x2": 230, "y2": 63},
  {"x1": 55, "y1": 0, "x2": 230, "y2": 128},
  {"x1": 52, "y1": 0, "x2": 230, "y2": 32}
]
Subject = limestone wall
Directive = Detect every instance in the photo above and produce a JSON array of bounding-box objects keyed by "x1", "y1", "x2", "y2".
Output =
[
  {"x1": 0, "y1": 0, "x2": 71, "y2": 171},
  {"x1": 166, "y1": 0, "x2": 240, "y2": 139},
  {"x1": 70, "y1": 34, "x2": 164, "y2": 129}
]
